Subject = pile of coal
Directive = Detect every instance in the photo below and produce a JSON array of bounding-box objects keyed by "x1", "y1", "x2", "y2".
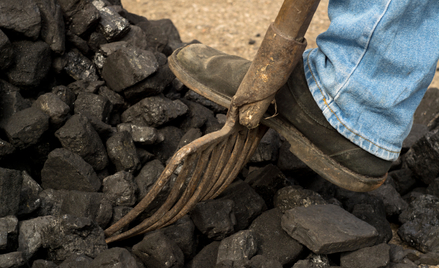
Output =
[{"x1": 1, "y1": 0, "x2": 439, "y2": 267}]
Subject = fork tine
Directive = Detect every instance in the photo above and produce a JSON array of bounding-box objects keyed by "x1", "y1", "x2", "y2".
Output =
[
  {"x1": 148, "y1": 143, "x2": 236, "y2": 231},
  {"x1": 105, "y1": 144, "x2": 215, "y2": 243},
  {"x1": 124, "y1": 142, "x2": 220, "y2": 238},
  {"x1": 104, "y1": 148, "x2": 192, "y2": 238},
  {"x1": 207, "y1": 129, "x2": 255, "y2": 200},
  {"x1": 202, "y1": 129, "x2": 248, "y2": 200},
  {"x1": 210, "y1": 126, "x2": 267, "y2": 199},
  {"x1": 108, "y1": 152, "x2": 198, "y2": 238},
  {"x1": 200, "y1": 131, "x2": 240, "y2": 201},
  {"x1": 132, "y1": 139, "x2": 230, "y2": 235}
]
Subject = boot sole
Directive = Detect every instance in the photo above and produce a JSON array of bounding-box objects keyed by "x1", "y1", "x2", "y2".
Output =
[{"x1": 169, "y1": 47, "x2": 387, "y2": 192}]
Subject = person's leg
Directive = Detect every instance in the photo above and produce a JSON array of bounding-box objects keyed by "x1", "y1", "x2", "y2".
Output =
[
  {"x1": 305, "y1": 0, "x2": 439, "y2": 161},
  {"x1": 168, "y1": 0, "x2": 439, "y2": 191}
]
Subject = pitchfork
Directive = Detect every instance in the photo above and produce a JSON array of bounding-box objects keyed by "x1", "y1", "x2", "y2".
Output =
[{"x1": 104, "y1": 0, "x2": 320, "y2": 243}]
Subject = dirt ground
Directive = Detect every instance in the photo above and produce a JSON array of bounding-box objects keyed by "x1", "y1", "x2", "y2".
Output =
[{"x1": 121, "y1": 0, "x2": 439, "y2": 89}]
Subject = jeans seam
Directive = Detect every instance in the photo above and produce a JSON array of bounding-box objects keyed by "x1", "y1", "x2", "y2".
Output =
[
  {"x1": 333, "y1": 0, "x2": 394, "y2": 99},
  {"x1": 306, "y1": 51, "x2": 400, "y2": 154}
]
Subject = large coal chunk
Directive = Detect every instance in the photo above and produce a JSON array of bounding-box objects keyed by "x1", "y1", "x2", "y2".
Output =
[
  {"x1": 405, "y1": 127, "x2": 439, "y2": 184},
  {"x1": 0, "y1": 0, "x2": 41, "y2": 39},
  {"x1": 0, "y1": 80, "x2": 31, "y2": 128},
  {"x1": 122, "y1": 96, "x2": 188, "y2": 128},
  {"x1": 106, "y1": 131, "x2": 140, "y2": 172},
  {"x1": 41, "y1": 148, "x2": 101, "y2": 192},
  {"x1": 4, "y1": 106, "x2": 49, "y2": 150},
  {"x1": 44, "y1": 214, "x2": 108, "y2": 262},
  {"x1": 218, "y1": 180, "x2": 267, "y2": 231},
  {"x1": 74, "y1": 92, "x2": 113, "y2": 123},
  {"x1": 55, "y1": 114, "x2": 108, "y2": 171},
  {"x1": 132, "y1": 230, "x2": 184, "y2": 268},
  {"x1": 102, "y1": 47, "x2": 158, "y2": 92},
  {"x1": 190, "y1": 199, "x2": 236, "y2": 240},
  {"x1": 92, "y1": 0, "x2": 130, "y2": 41},
  {"x1": 249, "y1": 208, "x2": 304, "y2": 266},
  {"x1": 102, "y1": 171, "x2": 137, "y2": 206},
  {"x1": 0, "y1": 168, "x2": 23, "y2": 217},
  {"x1": 0, "y1": 30, "x2": 14, "y2": 70},
  {"x1": 0, "y1": 215, "x2": 18, "y2": 252},
  {"x1": 33, "y1": 93, "x2": 70, "y2": 125},
  {"x1": 398, "y1": 194, "x2": 439, "y2": 253},
  {"x1": 89, "y1": 247, "x2": 138, "y2": 268},
  {"x1": 216, "y1": 230, "x2": 258, "y2": 264},
  {"x1": 34, "y1": 0, "x2": 65, "y2": 54},
  {"x1": 281, "y1": 204, "x2": 378, "y2": 254},
  {"x1": 6, "y1": 41, "x2": 51, "y2": 88},
  {"x1": 340, "y1": 243, "x2": 391, "y2": 268}
]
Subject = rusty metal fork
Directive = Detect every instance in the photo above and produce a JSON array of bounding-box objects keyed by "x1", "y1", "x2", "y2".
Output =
[{"x1": 104, "y1": 107, "x2": 267, "y2": 243}]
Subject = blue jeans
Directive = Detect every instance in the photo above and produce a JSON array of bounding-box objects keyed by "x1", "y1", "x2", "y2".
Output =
[{"x1": 304, "y1": 0, "x2": 439, "y2": 161}]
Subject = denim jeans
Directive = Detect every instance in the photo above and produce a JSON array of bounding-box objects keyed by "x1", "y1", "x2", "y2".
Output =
[{"x1": 303, "y1": 0, "x2": 439, "y2": 161}]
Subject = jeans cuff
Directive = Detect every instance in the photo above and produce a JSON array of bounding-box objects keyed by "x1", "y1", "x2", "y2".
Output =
[{"x1": 303, "y1": 49, "x2": 400, "y2": 161}]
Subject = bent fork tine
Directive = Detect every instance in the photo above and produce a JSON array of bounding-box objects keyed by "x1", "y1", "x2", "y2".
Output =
[
  {"x1": 205, "y1": 125, "x2": 267, "y2": 200},
  {"x1": 105, "y1": 144, "x2": 215, "y2": 243},
  {"x1": 104, "y1": 111, "x2": 239, "y2": 239},
  {"x1": 132, "y1": 138, "x2": 233, "y2": 236}
]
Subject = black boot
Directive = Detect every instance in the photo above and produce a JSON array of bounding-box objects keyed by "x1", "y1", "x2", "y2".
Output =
[{"x1": 169, "y1": 44, "x2": 392, "y2": 191}]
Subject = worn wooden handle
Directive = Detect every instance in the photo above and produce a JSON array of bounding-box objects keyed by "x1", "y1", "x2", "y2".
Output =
[{"x1": 231, "y1": 0, "x2": 320, "y2": 129}]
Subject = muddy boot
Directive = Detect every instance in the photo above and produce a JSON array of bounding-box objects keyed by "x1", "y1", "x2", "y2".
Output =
[{"x1": 169, "y1": 44, "x2": 392, "y2": 192}]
